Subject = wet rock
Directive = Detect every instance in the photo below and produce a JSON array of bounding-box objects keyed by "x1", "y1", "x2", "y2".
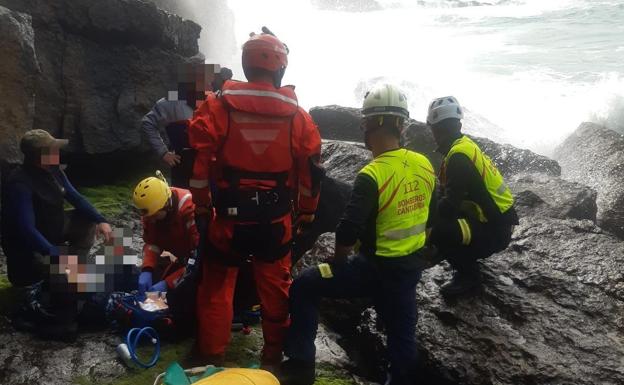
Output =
[
  {"x1": 295, "y1": 232, "x2": 336, "y2": 275},
  {"x1": 0, "y1": 6, "x2": 38, "y2": 163},
  {"x1": 0, "y1": 326, "x2": 123, "y2": 385},
  {"x1": 316, "y1": 323, "x2": 350, "y2": 367},
  {"x1": 311, "y1": 106, "x2": 364, "y2": 142},
  {"x1": 473, "y1": 136, "x2": 561, "y2": 178},
  {"x1": 312, "y1": 105, "x2": 561, "y2": 177},
  {"x1": 0, "y1": 0, "x2": 201, "y2": 157},
  {"x1": 291, "y1": 140, "x2": 367, "y2": 263},
  {"x1": 416, "y1": 215, "x2": 624, "y2": 385},
  {"x1": 554, "y1": 122, "x2": 624, "y2": 238},
  {"x1": 322, "y1": 140, "x2": 371, "y2": 185},
  {"x1": 509, "y1": 173, "x2": 597, "y2": 222},
  {"x1": 146, "y1": 0, "x2": 237, "y2": 64}
]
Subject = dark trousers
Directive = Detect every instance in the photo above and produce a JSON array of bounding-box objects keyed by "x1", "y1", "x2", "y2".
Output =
[
  {"x1": 284, "y1": 254, "x2": 422, "y2": 385},
  {"x1": 6, "y1": 209, "x2": 96, "y2": 287},
  {"x1": 170, "y1": 148, "x2": 196, "y2": 188},
  {"x1": 8, "y1": 210, "x2": 96, "y2": 325},
  {"x1": 46, "y1": 210, "x2": 97, "y2": 322},
  {"x1": 62, "y1": 209, "x2": 97, "y2": 257},
  {"x1": 430, "y1": 216, "x2": 513, "y2": 272}
]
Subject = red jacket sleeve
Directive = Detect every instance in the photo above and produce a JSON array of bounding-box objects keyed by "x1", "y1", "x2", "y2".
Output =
[
  {"x1": 164, "y1": 197, "x2": 198, "y2": 289},
  {"x1": 188, "y1": 94, "x2": 228, "y2": 207},
  {"x1": 179, "y1": 197, "x2": 200, "y2": 251},
  {"x1": 291, "y1": 108, "x2": 323, "y2": 214},
  {"x1": 164, "y1": 266, "x2": 185, "y2": 289},
  {"x1": 141, "y1": 220, "x2": 161, "y2": 271}
]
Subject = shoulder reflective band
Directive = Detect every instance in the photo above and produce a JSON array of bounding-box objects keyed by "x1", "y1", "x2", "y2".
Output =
[
  {"x1": 222, "y1": 89, "x2": 298, "y2": 106},
  {"x1": 318, "y1": 263, "x2": 333, "y2": 279},
  {"x1": 383, "y1": 222, "x2": 427, "y2": 240},
  {"x1": 457, "y1": 219, "x2": 472, "y2": 246},
  {"x1": 189, "y1": 179, "x2": 209, "y2": 188},
  {"x1": 178, "y1": 193, "x2": 193, "y2": 211}
]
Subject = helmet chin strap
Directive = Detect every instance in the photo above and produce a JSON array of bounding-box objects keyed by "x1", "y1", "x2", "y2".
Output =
[{"x1": 273, "y1": 67, "x2": 286, "y2": 88}]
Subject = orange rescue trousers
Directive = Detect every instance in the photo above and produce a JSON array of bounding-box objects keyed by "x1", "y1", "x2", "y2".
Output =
[{"x1": 195, "y1": 254, "x2": 292, "y2": 366}]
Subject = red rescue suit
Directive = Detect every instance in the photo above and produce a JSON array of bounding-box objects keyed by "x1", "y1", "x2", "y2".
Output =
[
  {"x1": 141, "y1": 188, "x2": 200, "y2": 288},
  {"x1": 188, "y1": 80, "x2": 322, "y2": 364}
]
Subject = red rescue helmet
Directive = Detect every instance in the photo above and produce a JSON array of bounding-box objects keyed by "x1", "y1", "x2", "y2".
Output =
[{"x1": 242, "y1": 31, "x2": 289, "y2": 72}]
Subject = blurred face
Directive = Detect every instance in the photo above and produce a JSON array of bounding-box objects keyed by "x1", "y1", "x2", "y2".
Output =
[
  {"x1": 40, "y1": 146, "x2": 60, "y2": 166},
  {"x1": 174, "y1": 63, "x2": 220, "y2": 108}
]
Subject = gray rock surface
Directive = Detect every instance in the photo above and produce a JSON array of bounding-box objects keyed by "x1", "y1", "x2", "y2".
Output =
[
  {"x1": 322, "y1": 140, "x2": 371, "y2": 184},
  {"x1": 0, "y1": 326, "x2": 123, "y2": 385},
  {"x1": 147, "y1": 0, "x2": 237, "y2": 64},
  {"x1": 415, "y1": 215, "x2": 624, "y2": 385},
  {"x1": 473, "y1": 136, "x2": 561, "y2": 178},
  {"x1": 554, "y1": 122, "x2": 624, "y2": 238},
  {"x1": 311, "y1": 105, "x2": 364, "y2": 142},
  {"x1": 509, "y1": 173, "x2": 597, "y2": 222},
  {"x1": 312, "y1": 105, "x2": 561, "y2": 177},
  {"x1": 0, "y1": 0, "x2": 201, "y2": 156},
  {"x1": 0, "y1": 6, "x2": 38, "y2": 163}
]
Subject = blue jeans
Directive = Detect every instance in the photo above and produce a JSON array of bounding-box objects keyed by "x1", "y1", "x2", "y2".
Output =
[{"x1": 284, "y1": 254, "x2": 422, "y2": 385}]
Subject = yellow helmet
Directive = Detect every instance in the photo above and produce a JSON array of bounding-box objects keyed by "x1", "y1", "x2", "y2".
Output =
[{"x1": 133, "y1": 171, "x2": 172, "y2": 217}]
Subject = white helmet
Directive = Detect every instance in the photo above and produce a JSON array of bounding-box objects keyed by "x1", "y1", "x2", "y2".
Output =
[
  {"x1": 427, "y1": 96, "x2": 463, "y2": 125},
  {"x1": 362, "y1": 83, "x2": 409, "y2": 120}
]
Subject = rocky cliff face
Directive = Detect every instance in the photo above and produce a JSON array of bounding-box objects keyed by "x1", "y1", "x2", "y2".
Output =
[
  {"x1": 554, "y1": 122, "x2": 624, "y2": 238},
  {"x1": 0, "y1": 0, "x2": 200, "y2": 162},
  {"x1": 0, "y1": 6, "x2": 38, "y2": 163}
]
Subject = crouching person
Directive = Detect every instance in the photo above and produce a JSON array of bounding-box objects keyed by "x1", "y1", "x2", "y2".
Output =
[
  {"x1": 133, "y1": 171, "x2": 200, "y2": 298},
  {"x1": 1, "y1": 129, "x2": 113, "y2": 341},
  {"x1": 426, "y1": 97, "x2": 519, "y2": 298},
  {"x1": 281, "y1": 84, "x2": 437, "y2": 385}
]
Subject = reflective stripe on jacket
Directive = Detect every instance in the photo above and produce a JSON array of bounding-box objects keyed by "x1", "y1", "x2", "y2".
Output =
[{"x1": 359, "y1": 149, "x2": 436, "y2": 258}]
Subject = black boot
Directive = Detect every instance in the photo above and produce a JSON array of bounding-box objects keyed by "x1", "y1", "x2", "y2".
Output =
[
  {"x1": 440, "y1": 263, "x2": 482, "y2": 298},
  {"x1": 279, "y1": 359, "x2": 316, "y2": 385}
]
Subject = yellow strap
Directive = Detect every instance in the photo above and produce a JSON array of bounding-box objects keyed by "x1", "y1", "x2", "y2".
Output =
[
  {"x1": 318, "y1": 263, "x2": 333, "y2": 279},
  {"x1": 457, "y1": 219, "x2": 472, "y2": 245}
]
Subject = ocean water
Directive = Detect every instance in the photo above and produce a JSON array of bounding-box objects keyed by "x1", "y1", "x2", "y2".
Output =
[{"x1": 209, "y1": 0, "x2": 624, "y2": 155}]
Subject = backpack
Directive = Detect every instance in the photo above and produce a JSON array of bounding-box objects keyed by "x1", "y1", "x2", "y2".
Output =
[{"x1": 106, "y1": 292, "x2": 175, "y2": 334}]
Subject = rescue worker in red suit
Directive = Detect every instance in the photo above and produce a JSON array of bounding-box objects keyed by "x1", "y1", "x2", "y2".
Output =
[
  {"x1": 133, "y1": 171, "x2": 200, "y2": 296},
  {"x1": 188, "y1": 27, "x2": 323, "y2": 369}
]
